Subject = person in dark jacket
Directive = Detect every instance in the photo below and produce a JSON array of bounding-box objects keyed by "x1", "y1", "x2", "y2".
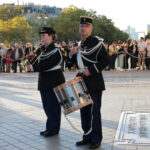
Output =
[
  {"x1": 38, "y1": 27, "x2": 65, "y2": 137},
  {"x1": 129, "y1": 40, "x2": 138, "y2": 69},
  {"x1": 10, "y1": 43, "x2": 23, "y2": 73},
  {"x1": 69, "y1": 16, "x2": 109, "y2": 149}
]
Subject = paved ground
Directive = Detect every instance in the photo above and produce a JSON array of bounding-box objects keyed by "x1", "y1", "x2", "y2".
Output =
[{"x1": 0, "y1": 70, "x2": 150, "y2": 150}]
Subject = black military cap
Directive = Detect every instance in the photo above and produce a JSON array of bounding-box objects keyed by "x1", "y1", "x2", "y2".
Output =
[
  {"x1": 39, "y1": 27, "x2": 56, "y2": 34},
  {"x1": 80, "y1": 16, "x2": 93, "y2": 24}
]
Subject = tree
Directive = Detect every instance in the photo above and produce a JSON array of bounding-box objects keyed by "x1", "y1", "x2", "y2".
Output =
[
  {"x1": 46, "y1": 5, "x2": 87, "y2": 41},
  {"x1": 27, "y1": 14, "x2": 49, "y2": 43},
  {"x1": 145, "y1": 31, "x2": 150, "y2": 39},
  {"x1": 46, "y1": 5, "x2": 128, "y2": 42},
  {"x1": 0, "y1": 5, "x2": 33, "y2": 45},
  {"x1": 0, "y1": 5, "x2": 23, "y2": 21},
  {"x1": 0, "y1": 5, "x2": 128, "y2": 44},
  {"x1": 0, "y1": 16, "x2": 32, "y2": 44}
]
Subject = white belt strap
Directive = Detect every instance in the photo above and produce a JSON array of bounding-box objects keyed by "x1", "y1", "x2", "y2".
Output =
[{"x1": 44, "y1": 65, "x2": 61, "y2": 72}]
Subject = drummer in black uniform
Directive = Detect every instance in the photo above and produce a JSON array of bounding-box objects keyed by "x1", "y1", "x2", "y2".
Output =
[
  {"x1": 38, "y1": 27, "x2": 65, "y2": 137},
  {"x1": 69, "y1": 16, "x2": 109, "y2": 149}
]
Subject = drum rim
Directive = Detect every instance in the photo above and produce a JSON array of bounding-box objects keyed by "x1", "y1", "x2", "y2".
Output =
[
  {"x1": 74, "y1": 76, "x2": 82, "y2": 82},
  {"x1": 53, "y1": 83, "x2": 68, "y2": 91},
  {"x1": 67, "y1": 80, "x2": 75, "y2": 85},
  {"x1": 53, "y1": 80, "x2": 75, "y2": 92},
  {"x1": 53, "y1": 77, "x2": 83, "y2": 92}
]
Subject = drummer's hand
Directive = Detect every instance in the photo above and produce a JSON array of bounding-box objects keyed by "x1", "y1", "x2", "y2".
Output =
[
  {"x1": 29, "y1": 52, "x2": 34, "y2": 56},
  {"x1": 69, "y1": 47, "x2": 78, "y2": 56},
  {"x1": 82, "y1": 67, "x2": 91, "y2": 76}
]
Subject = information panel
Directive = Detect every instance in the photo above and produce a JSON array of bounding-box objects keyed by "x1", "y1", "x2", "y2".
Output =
[{"x1": 114, "y1": 112, "x2": 150, "y2": 145}]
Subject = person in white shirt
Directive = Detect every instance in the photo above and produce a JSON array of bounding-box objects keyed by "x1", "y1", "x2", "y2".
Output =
[
  {"x1": 137, "y1": 37, "x2": 147, "y2": 70},
  {"x1": 0, "y1": 43, "x2": 7, "y2": 72},
  {"x1": 10, "y1": 43, "x2": 23, "y2": 73}
]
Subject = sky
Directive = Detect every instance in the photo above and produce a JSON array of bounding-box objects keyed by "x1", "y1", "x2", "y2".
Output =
[{"x1": 0, "y1": 0, "x2": 150, "y2": 34}]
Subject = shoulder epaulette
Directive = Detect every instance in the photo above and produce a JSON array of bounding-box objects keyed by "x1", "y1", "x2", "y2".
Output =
[{"x1": 94, "y1": 36, "x2": 104, "y2": 42}]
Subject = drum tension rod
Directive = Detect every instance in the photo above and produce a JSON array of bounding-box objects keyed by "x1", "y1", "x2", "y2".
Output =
[
  {"x1": 78, "y1": 93, "x2": 87, "y2": 97},
  {"x1": 59, "y1": 99, "x2": 68, "y2": 105}
]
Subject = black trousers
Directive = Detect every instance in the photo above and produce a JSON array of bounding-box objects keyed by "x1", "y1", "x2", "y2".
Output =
[
  {"x1": 130, "y1": 53, "x2": 138, "y2": 69},
  {"x1": 13, "y1": 60, "x2": 22, "y2": 73},
  {"x1": 40, "y1": 89, "x2": 61, "y2": 131},
  {"x1": 32, "y1": 61, "x2": 39, "y2": 72},
  {"x1": 109, "y1": 54, "x2": 117, "y2": 69},
  {"x1": 123, "y1": 55, "x2": 130, "y2": 69},
  {"x1": 81, "y1": 92, "x2": 102, "y2": 143},
  {"x1": 146, "y1": 57, "x2": 150, "y2": 69}
]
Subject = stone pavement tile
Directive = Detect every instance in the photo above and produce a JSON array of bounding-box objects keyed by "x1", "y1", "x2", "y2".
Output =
[
  {"x1": 1, "y1": 145, "x2": 21, "y2": 150},
  {"x1": 0, "y1": 128, "x2": 9, "y2": 134},
  {"x1": 101, "y1": 142, "x2": 113, "y2": 150},
  {"x1": 112, "y1": 144, "x2": 126, "y2": 150},
  {"x1": 103, "y1": 127, "x2": 116, "y2": 133},
  {"x1": 24, "y1": 148, "x2": 38, "y2": 150},
  {"x1": 137, "y1": 146, "x2": 150, "y2": 150},
  {"x1": 2, "y1": 138, "x2": 21, "y2": 145},
  {"x1": 103, "y1": 138, "x2": 114, "y2": 145},
  {"x1": 63, "y1": 142, "x2": 75, "y2": 148},
  {"x1": 0, "y1": 132, "x2": 6, "y2": 138},
  {"x1": 16, "y1": 144, "x2": 36, "y2": 150},
  {"x1": 0, "y1": 140, "x2": 9, "y2": 147},
  {"x1": 0, "y1": 135, "x2": 16, "y2": 143},
  {"x1": 30, "y1": 144, "x2": 52, "y2": 150},
  {"x1": 125, "y1": 145, "x2": 137, "y2": 150},
  {"x1": 36, "y1": 142, "x2": 69, "y2": 150},
  {"x1": 69, "y1": 145, "x2": 90, "y2": 150}
]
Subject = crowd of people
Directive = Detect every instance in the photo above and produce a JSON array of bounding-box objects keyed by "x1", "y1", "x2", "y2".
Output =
[
  {"x1": 0, "y1": 42, "x2": 36, "y2": 73},
  {"x1": 0, "y1": 41, "x2": 79, "y2": 73},
  {"x1": 106, "y1": 37, "x2": 150, "y2": 71},
  {"x1": 0, "y1": 37, "x2": 150, "y2": 73}
]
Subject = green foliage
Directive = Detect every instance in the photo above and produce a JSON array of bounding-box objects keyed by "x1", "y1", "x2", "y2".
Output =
[
  {"x1": 145, "y1": 31, "x2": 150, "y2": 39},
  {"x1": 46, "y1": 5, "x2": 128, "y2": 42},
  {"x1": 0, "y1": 5, "x2": 32, "y2": 44},
  {"x1": 26, "y1": 14, "x2": 48, "y2": 43},
  {"x1": 0, "y1": 5, "x2": 129, "y2": 44},
  {"x1": 0, "y1": 16, "x2": 32, "y2": 44},
  {"x1": 0, "y1": 5, "x2": 23, "y2": 21},
  {"x1": 46, "y1": 5, "x2": 88, "y2": 41}
]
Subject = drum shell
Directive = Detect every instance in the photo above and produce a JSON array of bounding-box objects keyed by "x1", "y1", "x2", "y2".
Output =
[{"x1": 53, "y1": 77, "x2": 93, "y2": 115}]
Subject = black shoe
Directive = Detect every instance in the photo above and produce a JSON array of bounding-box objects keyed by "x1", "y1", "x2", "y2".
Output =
[
  {"x1": 89, "y1": 142, "x2": 101, "y2": 149},
  {"x1": 40, "y1": 130, "x2": 48, "y2": 136},
  {"x1": 76, "y1": 140, "x2": 90, "y2": 146},
  {"x1": 41, "y1": 130, "x2": 59, "y2": 137}
]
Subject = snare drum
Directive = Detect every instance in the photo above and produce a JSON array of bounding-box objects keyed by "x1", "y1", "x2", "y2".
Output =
[{"x1": 53, "y1": 77, "x2": 93, "y2": 115}]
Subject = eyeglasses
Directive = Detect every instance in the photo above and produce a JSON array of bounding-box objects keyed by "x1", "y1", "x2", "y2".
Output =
[{"x1": 80, "y1": 24, "x2": 90, "y2": 28}]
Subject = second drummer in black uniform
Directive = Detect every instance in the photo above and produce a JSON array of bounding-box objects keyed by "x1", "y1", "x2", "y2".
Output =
[
  {"x1": 38, "y1": 27, "x2": 65, "y2": 137},
  {"x1": 69, "y1": 16, "x2": 109, "y2": 149}
]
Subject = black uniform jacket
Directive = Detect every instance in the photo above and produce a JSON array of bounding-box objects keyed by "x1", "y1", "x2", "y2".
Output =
[
  {"x1": 11, "y1": 48, "x2": 23, "y2": 60},
  {"x1": 71, "y1": 36, "x2": 109, "y2": 93},
  {"x1": 38, "y1": 42, "x2": 65, "y2": 90}
]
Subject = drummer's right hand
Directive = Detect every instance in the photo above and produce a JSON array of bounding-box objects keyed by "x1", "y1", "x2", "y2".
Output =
[
  {"x1": 76, "y1": 71, "x2": 83, "y2": 77},
  {"x1": 70, "y1": 47, "x2": 78, "y2": 55},
  {"x1": 29, "y1": 52, "x2": 34, "y2": 56}
]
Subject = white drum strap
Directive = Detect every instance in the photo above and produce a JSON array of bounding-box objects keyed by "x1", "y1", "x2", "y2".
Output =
[
  {"x1": 77, "y1": 50, "x2": 85, "y2": 70},
  {"x1": 64, "y1": 103, "x2": 94, "y2": 136},
  {"x1": 64, "y1": 114, "x2": 82, "y2": 135},
  {"x1": 83, "y1": 104, "x2": 94, "y2": 135}
]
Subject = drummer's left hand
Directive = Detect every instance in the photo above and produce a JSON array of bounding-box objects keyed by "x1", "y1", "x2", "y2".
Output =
[{"x1": 83, "y1": 67, "x2": 91, "y2": 76}]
